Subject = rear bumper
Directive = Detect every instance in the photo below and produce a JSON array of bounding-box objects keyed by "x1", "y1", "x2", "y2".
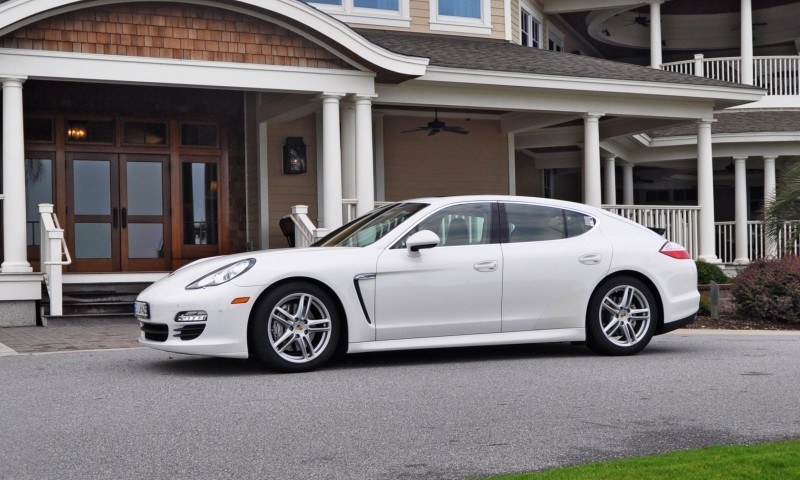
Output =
[{"x1": 656, "y1": 312, "x2": 697, "y2": 335}]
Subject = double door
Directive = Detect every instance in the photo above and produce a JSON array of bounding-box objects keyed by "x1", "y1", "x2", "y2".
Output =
[{"x1": 66, "y1": 153, "x2": 171, "y2": 271}]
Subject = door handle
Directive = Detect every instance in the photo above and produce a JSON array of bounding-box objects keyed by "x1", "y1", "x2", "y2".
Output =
[
  {"x1": 112, "y1": 207, "x2": 118, "y2": 229},
  {"x1": 121, "y1": 208, "x2": 128, "y2": 229},
  {"x1": 473, "y1": 260, "x2": 498, "y2": 272},
  {"x1": 579, "y1": 253, "x2": 602, "y2": 265}
]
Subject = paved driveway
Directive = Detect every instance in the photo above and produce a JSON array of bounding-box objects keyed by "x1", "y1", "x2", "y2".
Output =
[{"x1": 1, "y1": 331, "x2": 799, "y2": 479}]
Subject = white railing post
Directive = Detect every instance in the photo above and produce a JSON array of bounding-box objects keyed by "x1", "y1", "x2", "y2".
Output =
[
  {"x1": 694, "y1": 54, "x2": 704, "y2": 77},
  {"x1": 602, "y1": 205, "x2": 700, "y2": 259}
]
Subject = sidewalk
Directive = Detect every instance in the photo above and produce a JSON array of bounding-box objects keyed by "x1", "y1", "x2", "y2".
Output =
[{"x1": 0, "y1": 316, "x2": 141, "y2": 354}]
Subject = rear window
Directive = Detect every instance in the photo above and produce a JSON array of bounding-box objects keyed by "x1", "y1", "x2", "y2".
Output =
[{"x1": 504, "y1": 203, "x2": 595, "y2": 243}]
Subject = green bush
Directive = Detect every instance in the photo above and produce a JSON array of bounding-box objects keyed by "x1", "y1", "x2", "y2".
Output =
[
  {"x1": 732, "y1": 256, "x2": 800, "y2": 324},
  {"x1": 698, "y1": 295, "x2": 711, "y2": 316},
  {"x1": 696, "y1": 260, "x2": 729, "y2": 285}
]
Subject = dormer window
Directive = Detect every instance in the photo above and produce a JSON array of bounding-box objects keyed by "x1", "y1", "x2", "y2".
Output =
[
  {"x1": 430, "y1": 0, "x2": 492, "y2": 35},
  {"x1": 305, "y1": 0, "x2": 409, "y2": 27}
]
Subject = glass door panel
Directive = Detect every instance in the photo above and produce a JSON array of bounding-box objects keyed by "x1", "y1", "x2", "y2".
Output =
[
  {"x1": 66, "y1": 154, "x2": 120, "y2": 272},
  {"x1": 121, "y1": 154, "x2": 170, "y2": 270}
]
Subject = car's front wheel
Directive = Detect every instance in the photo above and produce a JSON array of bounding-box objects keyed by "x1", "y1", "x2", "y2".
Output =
[
  {"x1": 250, "y1": 282, "x2": 340, "y2": 372},
  {"x1": 586, "y1": 276, "x2": 657, "y2": 356}
]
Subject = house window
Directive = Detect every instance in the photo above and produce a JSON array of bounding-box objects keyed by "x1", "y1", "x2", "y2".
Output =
[
  {"x1": 547, "y1": 25, "x2": 565, "y2": 52},
  {"x1": 306, "y1": 0, "x2": 409, "y2": 27},
  {"x1": 429, "y1": 0, "x2": 491, "y2": 35},
  {"x1": 24, "y1": 156, "x2": 53, "y2": 246},
  {"x1": 520, "y1": 7, "x2": 542, "y2": 48},
  {"x1": 182, "y1": 162, "x2": 218, "y2": 245}
]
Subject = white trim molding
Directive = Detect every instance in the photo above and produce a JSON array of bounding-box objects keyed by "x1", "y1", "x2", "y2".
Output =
[
  {"x1": 0, "y1": 0, "x2": 429, "y2": 77},
  {"x1": 0, "y1": 48, "x2": 377, "y2": 94}
]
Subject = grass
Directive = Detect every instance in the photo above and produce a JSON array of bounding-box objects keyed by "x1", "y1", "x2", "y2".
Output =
[{"x1": 480, "y1": 440, "x2": 800, "y2": 480}]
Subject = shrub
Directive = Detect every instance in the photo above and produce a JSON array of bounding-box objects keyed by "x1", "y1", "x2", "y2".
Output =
[
  {"x1": 696, "y1": 260, "x2": 729, "y2": 285},
  {"x1": 698, "y1": 294, "x2": 711, "y2": 316},
  {"x1": 732, "y1": 256, "x2": 800, "y2": 324}
]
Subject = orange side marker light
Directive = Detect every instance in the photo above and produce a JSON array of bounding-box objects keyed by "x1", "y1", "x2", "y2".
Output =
[{"x1": 231, "y1": 297, "x2": 251, "y2": 304}]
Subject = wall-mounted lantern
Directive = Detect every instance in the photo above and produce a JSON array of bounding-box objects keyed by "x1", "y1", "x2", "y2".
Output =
[{"x1": 283, "y1": 137, "x2": 307, "y2": 174}]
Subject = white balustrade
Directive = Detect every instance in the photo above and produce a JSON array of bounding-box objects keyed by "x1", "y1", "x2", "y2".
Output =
[
  {"x1": 602, "y1": 205, "x2": 700, "y2": 258},
  {"x1": 663, "y1": 55, "x2": 800, "y2": 96},
  {"x1": 715, "y1": 220, "x2": 799, "y2": 263},
  {"x1": 38, "y1": 203, "x2": 72, "y2": 316}
]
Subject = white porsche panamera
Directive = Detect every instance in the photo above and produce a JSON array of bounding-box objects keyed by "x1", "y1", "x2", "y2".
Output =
[{"x1": 135, "y1": 195, "x2": 699, "y2": 372}]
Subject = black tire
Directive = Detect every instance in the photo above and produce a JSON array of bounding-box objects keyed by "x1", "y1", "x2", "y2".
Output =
[
  {"x1": 249, "y1": 282, "x2": 341, "y2": 373},
  {"x1": 586, "y1": 276, "x2": 658, "y2": 356}
]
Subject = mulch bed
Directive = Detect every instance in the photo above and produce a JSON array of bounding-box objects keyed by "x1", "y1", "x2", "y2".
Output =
[{"x1": 686, "y1": 316, "x2": 800, "y2": 331}]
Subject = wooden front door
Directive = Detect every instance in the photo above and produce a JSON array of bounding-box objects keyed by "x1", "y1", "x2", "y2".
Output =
[{"x1": 66, "y1": 153, "x2": 171, "y2": 272}]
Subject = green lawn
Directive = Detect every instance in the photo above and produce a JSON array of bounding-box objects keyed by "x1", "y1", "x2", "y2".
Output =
[{"x1": 480, "y1": 440, "x2": 800, "y2": 480}]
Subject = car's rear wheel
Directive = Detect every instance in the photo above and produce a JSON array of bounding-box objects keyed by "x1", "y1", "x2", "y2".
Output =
[
  {"x1": 250, "y1": 282, "x2": 340, "y2": 372},
  {"x1": 586, "y1": 276, "x2": 657, "y2": 356}
]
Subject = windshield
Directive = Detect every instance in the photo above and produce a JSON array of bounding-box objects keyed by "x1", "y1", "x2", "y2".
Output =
[{"x1": 313, "y1": 203, "x2": 428, "y2": 247}]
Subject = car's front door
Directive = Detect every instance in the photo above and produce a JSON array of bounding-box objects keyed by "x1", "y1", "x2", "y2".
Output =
[{"x1": 374, "y1": 202, "x2": 502, "y2": 341}]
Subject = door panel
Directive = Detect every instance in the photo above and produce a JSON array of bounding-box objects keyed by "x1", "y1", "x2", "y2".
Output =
[
  {"x1": 120, "y1": 154, "x2": 171, "y2": 270},
  {"x1": 374, "y1": 202, "x2": 502, "y2": 341},
  {"x1": 67, "y1": 154, "x2": 119, "y2": 272},
  {"x1": 500, "y1": 203, "x2": 612, "y2": 332}
]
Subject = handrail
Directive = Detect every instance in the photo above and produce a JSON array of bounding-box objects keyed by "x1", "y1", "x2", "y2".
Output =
[
  {"x1": 38, "y1": 203, "x2": 71, "y2": 316},
  {"x1": 662, "y1": 54, "x2": 800, "y2": 96}
]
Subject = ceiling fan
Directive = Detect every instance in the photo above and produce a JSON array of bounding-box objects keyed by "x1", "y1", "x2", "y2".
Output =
[
  {"x1": 623, "y1": 12, "x2": 650, "y2": 28},
  {"x1": 401, "y1": 109, "x2": 469, "y2": 136}
]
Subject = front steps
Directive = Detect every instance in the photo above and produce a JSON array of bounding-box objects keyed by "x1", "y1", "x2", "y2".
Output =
[{"x1": 42, "y1": 282, "x2": 151, "y2": 320}]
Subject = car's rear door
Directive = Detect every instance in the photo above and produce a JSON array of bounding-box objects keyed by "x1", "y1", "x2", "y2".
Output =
[
  {"x1": 374, "y1": 202, "x2": 502, "y2": 341},
  {"x1": 500, "y1": 202, "x2": 612, "y2": 332}
]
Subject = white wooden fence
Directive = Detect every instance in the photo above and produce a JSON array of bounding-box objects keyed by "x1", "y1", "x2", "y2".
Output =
[{"x1": 662, "y1": 55, "x2": 800, "y2": 96}]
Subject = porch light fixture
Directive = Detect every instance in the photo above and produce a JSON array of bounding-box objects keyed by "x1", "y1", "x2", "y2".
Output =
[
  {"x1": 67, "y1": 126, "x2": 87, "y2": 140},
  {"x1": 283, "y1": 137, "x2": 307, "y2": 174}
]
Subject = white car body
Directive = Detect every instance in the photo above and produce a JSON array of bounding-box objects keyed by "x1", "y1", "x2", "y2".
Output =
[{"x1": 136, "y1": 195, "x2": 699, "y2": 365}]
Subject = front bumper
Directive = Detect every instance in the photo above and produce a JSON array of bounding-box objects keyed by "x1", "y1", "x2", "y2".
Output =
[{"x1": 135, "y1": 283, "x2": 262, "y2": 359}]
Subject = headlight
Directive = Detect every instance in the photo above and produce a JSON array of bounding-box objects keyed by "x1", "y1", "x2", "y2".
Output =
[{"x1": 186, "y1": 259, "x2": 256, "y2": 289}]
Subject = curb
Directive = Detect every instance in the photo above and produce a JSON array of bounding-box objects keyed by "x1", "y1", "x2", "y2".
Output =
[{"x1": 671, "y1": 328, "x2": 800, "y2": 336}]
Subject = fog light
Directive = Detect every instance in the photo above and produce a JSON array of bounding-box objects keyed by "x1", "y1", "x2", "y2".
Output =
[{"x1": 176, "y1": 311, "x2": 208, "y2": 323}]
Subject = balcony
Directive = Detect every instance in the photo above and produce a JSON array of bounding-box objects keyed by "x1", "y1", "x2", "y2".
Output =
[{"x1": 662, "y1": 55, "x2": 800, "y2": 107}]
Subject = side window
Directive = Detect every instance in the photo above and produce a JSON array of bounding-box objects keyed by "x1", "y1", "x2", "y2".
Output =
[
  {"x1": 564, "y1": 209, "x2": 595, "y2": 238},
  {"x1": 505, "y1": 203, "x2": 564, "y2": 243},
  {"x1": 395, "y1": 202, "x2": 493, "y2": 248}
]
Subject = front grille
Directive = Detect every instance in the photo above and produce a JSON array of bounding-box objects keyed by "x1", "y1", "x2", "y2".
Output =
[
  {"x1": 174, "y1": 324, "x2": 206, "y2": 341},
  {"x1": 141, "y1": 322, "x2": 169, "y2": 342}
]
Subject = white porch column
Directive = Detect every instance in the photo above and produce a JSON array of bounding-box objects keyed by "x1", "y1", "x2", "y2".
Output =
[
  {"x1": 583, "y1": 113, "x2": 603, "y2": 207},
  {"x1": 733, "y1": 156, "x2": 750, "y2": 264},
  {"x1": 763, "y1": 155, "x2": 777, "y2": 257},
  {"x1": 2, "y1": 76, "x2": 32, "y2": 273},
  {"x1": 649, "y1": 1, "x2": 664, "y2": 69},
  {"x1": 603, "y1": 153, "x2": 617, "y2": 205},
  {"x1": 372, "y1": 112, "x2": 385, "y2": 202},
  {"x1": 340, "y1": 99, "x2": 356, "y2": 200},
  {"x1": 321, "y1": 93, "x2": 344, "y2": 230},
  {"x1": 354, "y1": 95, "x2": 375, "y2": 216},
  {"x1": 740, "y1": 0, "x2": 754, "y2": 85},
  {"x1": 697, "y1": 119, "x2": 719, "y2": 263},
  {"x1": 622, "y1": 162, "x2": 634, "y2": 205}
]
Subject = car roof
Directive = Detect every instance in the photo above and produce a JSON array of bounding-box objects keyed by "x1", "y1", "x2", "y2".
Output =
[{"x1": 399, "y1": 195, "x2": 602, "y2": 215}]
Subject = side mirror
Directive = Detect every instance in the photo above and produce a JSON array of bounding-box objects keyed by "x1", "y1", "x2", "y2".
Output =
[{"x1": 406, "y1": 230, "x2": 440, "y2": 253}]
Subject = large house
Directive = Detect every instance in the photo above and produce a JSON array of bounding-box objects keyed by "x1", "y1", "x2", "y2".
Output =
[{"x1": 1, "y1": 0, "x2": 795, "y2": 325}]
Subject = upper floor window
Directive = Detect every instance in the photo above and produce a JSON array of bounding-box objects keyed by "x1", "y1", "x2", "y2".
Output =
[
  {"x1": 305, "y1": 0, "x2": 409, "y2": 27},
  {"x1": 430, "y1": 0, "x2": 491, "y2": 35},
  {"x1": 547, "y1": 24, "x2": 565, "y2": 52},
  {"x1": 520, "y1": 6, "x2": 542, "y2": 48}
]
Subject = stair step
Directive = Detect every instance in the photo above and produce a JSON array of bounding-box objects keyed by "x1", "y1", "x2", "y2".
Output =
[{"x1": 41, "y1": 281, "x2": 151, "y2": 317}]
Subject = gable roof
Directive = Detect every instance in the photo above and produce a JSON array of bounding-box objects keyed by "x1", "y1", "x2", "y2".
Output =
[{"x1": 356, "y1": 29, "x2": 760, "y2": 90}]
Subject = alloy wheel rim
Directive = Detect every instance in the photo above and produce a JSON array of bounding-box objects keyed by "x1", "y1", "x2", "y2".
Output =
[
  {"x1": 598, "y1": 285, "x2": 651, "y2": 347},
  {"x1": 267, "y1": 293, "x2": 332, "y2": 363}
]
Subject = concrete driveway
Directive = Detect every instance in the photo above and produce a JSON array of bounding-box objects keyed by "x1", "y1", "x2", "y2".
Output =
[{"x1": 1, "y1": 330, "x2": 799, "y2": 479}]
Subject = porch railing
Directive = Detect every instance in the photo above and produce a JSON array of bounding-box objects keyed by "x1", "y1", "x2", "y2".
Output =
[
  {"x1": 39, "y1": 203, "x2": 72, "y2": 316},
  {"x1": 715, "y1": 220, "x2": 800, "y2": 263},
  {"x1": 342, "y1": 199, "x2": 393, "y2": 224},
  {"x1": 602, "y1": 205, "x2": 700, "y2": 259},
  {"x1": 662, "y1": 54, "x2": 800, "y2": 96}
]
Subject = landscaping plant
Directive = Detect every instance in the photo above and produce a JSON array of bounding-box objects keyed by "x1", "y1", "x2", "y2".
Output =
[
  {"x1": 695, "y1": 260, "x2": 729, "y2": 285},
  {"x1": 732, "y1": 256, "x2": 800, "y2": 324}
]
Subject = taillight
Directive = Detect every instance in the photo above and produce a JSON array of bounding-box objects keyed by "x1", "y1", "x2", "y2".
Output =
[{"x1": 660, "y1": 241, "x2": 691, "y2": 259}]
